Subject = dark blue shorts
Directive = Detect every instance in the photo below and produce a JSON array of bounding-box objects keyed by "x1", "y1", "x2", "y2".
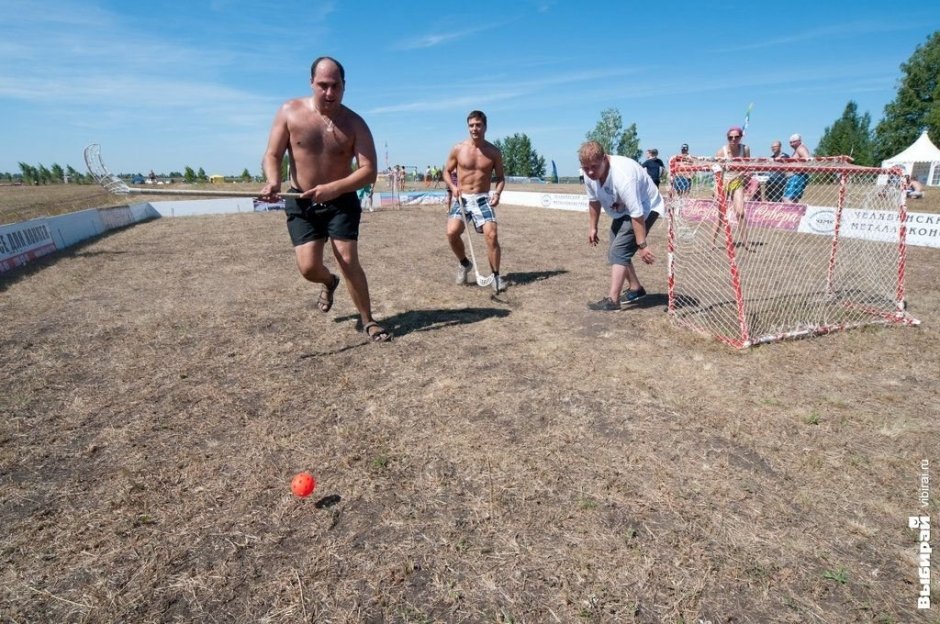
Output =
[{"x1": 672, "y1": 176, "x2": 691, "y2": 193}]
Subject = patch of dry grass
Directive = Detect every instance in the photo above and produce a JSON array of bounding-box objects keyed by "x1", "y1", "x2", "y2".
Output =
[{"x1": 0, "y1": 192, "x2": 938, "y2": 623}]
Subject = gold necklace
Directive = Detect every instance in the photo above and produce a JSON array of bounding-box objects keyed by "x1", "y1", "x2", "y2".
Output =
[{"x1": 311, "y1": 98, "x2": 334, "y2": 134}]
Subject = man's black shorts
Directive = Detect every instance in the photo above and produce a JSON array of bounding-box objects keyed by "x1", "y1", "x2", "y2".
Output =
[{"x1": 285, "y1": 190, "x2": 362, "y2": 245}]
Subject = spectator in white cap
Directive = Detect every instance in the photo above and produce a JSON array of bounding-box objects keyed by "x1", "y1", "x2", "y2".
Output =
[
  {"x1": 788, "y1": 134, "x2": 810, "y2": 158},
  {"x1": 784, "y1": 133, "x2": 812, "y2": 203}
]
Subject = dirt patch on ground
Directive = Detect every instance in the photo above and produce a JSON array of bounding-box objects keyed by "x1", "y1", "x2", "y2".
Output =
[{"x1": 1, "y1": 195, "x2": 938, "y2": 622}]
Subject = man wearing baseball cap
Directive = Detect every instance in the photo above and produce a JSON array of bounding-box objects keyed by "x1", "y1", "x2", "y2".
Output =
[
  {"x1": 784, "y1": 134, "x2": 812, "y2": 203},
  {"x1": 672, "y1": 144, "x2": 692, "y2": 196}
]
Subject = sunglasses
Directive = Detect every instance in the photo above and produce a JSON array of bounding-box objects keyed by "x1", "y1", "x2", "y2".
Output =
[{"x1": 728, "y1": 135, "x2": 742, "y2": 140}]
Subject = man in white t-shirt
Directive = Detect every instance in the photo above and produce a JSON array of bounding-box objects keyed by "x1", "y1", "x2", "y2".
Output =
[{"x1": 579, "y1": 140, "x2": 664, "y2": 311}]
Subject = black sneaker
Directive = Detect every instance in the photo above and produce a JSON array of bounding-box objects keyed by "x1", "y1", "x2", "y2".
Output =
[
  {"x1": 621, "y1": 287, "x2": 647, "y2": 304},
  {"x1": 587, "y1": 297, "x2": 621, "y2": 311}
]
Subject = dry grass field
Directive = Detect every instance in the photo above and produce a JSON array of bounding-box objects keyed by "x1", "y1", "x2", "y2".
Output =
[{"x1": 1, "y1": 183, "x2": 938, "y2": 623}]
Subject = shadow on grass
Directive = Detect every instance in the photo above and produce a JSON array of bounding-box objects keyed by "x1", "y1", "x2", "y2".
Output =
[
  {"x1": 505, "y1": 268, "x2": 567, "y2": 286},
  {"x1": 336, "y1": 306, "x2": 511, "y2": 339},
  {"x1": 314, "y1": 494, "x2": 342, "y2": 509},
  {"x1": 628, "y1": 292, "x2": 670, "y2": 310},
  {"x1": 301, "y1": 307, "x2": 510, "y2": 357}
]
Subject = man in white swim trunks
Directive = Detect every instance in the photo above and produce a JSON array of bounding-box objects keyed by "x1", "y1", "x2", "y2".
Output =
[{"x1": 444, "y1": 110, "x2": 507, "y2": 292}]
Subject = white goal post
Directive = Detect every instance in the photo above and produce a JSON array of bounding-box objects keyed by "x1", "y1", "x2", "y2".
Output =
[{"x1": 666, "y1": 155, "x2": 920, "y2": 348}]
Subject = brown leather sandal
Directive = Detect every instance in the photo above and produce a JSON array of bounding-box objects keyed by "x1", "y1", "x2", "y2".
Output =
[
  {"x1": 317, "y1": 274, "x2": 340, "y2": 313},
  {"x1": 363, "y1": 321, "x2": 391, "y2": 342}
]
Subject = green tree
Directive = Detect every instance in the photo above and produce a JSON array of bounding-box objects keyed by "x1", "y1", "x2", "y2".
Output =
[
  {"x1": 493, "y1": 133, "x2": 546, "y2": 177},
  {"x1": 586, "y1": 108, "x2": 642, "y2": 159},
  {"x1": 38, "y1": 164, "x2": 52, "y2": 184},
  {"x1": 815, "y1": 101, "x2": 875, "y2": 165},
  {"x1": 183, "y1": 166, "x2": 196, "y2": 183},
  {"x1": 240, "y1": 168, "x2": 252, "y2": 182},
  {"x1": 196, "y1": 167, "x2": 208, "y2": 182},
  {"x1": 616, "y1": 123, "x2": 642, "y2": 161},
  {"x1": 586, "y1": 108, "x2": 622, "y2": 154},
  {"x1": 65, "y1": 165, "x2": 80, "y2": 183},
  {"x1": 529, "y1": 152, "x2": 547, "y2": 178},
  {"x1": 873, "y1": 31, "x2": 940, "y2": 162},
  {"x1": 18, "y1": 162, "x2": 36, "y2": 184},
  {"x1": 50, "y1": 163, "x2": 64, "y2": 183}
]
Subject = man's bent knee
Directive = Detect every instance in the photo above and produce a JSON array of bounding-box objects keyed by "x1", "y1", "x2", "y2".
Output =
[
  {"x1": 295, "y1": 243, "x2": 326, "y2": 279},
  {"x1": 447, "y1": 221, "x2": 465, "y2": 238},
  {"x1": 297, "y1": 260, "x2": 327, "y2": 281},
  {"x1": 331, "y1": 238, "x2": 361, "y2": 265}
]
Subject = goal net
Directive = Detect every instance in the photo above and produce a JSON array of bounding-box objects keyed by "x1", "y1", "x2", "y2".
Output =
[{"x1": 666, "y1": 156, "x2": 920, "y2": 348}]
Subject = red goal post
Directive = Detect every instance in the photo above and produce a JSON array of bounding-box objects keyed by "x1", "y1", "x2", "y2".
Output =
[{"x1": 665, "y1": 155, "x2": 920, "y2": 348}]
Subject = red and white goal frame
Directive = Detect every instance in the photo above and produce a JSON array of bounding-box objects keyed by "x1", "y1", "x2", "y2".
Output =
[{"x1": 666, "y1": 155, "x2": 920, "y2": 348}]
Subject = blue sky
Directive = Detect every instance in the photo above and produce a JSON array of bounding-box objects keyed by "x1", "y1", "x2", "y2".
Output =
[{"x1": 1, "y1": 0, "x2": 938, "y2": 179}]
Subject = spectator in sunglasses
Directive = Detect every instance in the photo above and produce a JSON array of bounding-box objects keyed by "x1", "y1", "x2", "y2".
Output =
[{"x1": 714, "y1": 127, "x2": 752, "y2": 249}]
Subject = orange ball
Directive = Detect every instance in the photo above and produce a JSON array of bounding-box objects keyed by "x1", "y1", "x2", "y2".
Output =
[{"x1": 291, "y1": 472, "x2": 316, "y2": 498}]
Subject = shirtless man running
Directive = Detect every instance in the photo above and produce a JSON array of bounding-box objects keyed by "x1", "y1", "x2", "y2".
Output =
[
  {"x1": 444, "y1": 110, "x2": 507, "y2": 293},
  {"x1": 259, "y1": 56, "x2": 390, "y2": 342}
]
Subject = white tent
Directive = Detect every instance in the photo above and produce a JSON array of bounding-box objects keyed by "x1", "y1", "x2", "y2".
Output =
[{"x1": 881, "y1": 130, "x2": 940, "y2": 186}]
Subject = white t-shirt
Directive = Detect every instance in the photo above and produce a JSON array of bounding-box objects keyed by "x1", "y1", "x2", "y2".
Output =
[{"x1": 584, "y1": 155, "x2": 664, "y2": 220}]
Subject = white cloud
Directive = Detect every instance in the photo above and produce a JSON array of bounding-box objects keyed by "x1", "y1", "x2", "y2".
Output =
[
  {"x1": 713, "y1": 20, "x2": 911, "y2": 53},
  {"x1": 392, "y1": 18, "x2": 521, "y2": 50},
  {"x1": 365, "y1": 67, "x2": 642, "y2": 115}
]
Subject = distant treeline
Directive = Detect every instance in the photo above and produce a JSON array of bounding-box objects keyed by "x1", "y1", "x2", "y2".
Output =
[
  {"x1": 2, "y1": 163, "x2": 95, "y2": 185},
  {"x1": 2, "y1": 163, "x2": 258, "y2": 185}
]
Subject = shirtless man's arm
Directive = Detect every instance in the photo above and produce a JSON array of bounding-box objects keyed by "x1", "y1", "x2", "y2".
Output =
[
  {"x1": 444, "y1": 145, "x2": 461, "y2": 199},
  {"x1": 489, "y1": 145, "x2": 505, "y2": 207},
  {"x1": 260, "y1": 102, "x2": 293, "y2": 199}
]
